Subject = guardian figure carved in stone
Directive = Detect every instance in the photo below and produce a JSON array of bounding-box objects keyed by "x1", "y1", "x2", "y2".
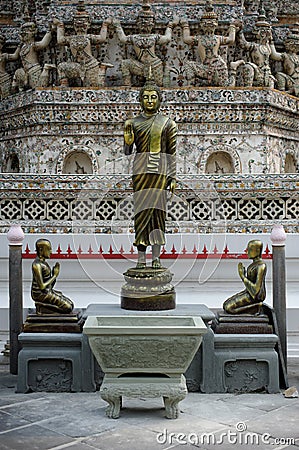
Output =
[
  {"x1": 180, "y1": 0, "x2": 242, "y2": 87},
  {"x1": 0, "y1": 34, "x2": 20, "y2": 98},
  {"x1": 276, "y1": 26, "x2": 299, "y2": 97},
  {"x1": 54, "y1": 1, "x2": 113, "y2": 87},
  {"x1": 11, "y1": 20, "x2": 54, "y2": 92},
  {"x1": 114, "y1": 1, "x2": 178, "y2": 87},
  {"x1": 237, "y1": 8, "x2": 281, "y2": 88}
]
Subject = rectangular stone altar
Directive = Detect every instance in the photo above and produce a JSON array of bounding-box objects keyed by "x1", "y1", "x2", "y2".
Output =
[{"x1": 16, "y1": 304, "x2": 280, "y2": 394}]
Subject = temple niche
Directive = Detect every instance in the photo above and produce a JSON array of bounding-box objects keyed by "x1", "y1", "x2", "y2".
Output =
[
  {"x1": 284, "y1": 153, "x2": 297, "y2": 173},
  {"x1": 205, "y1": 152, "x2": 235, "y2": 174},
  {"x1": 60, "y1": 150, "x2": 94, "y2": 174},
  {"x1": 3, "y1": 153, "x2": 20, "y2": 173}
]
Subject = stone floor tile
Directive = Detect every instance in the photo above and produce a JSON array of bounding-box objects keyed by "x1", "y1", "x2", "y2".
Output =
[
  {"x1": 2, "y1": 395, "x2": 106, "y2": 423},
  {"x1": 0, "y1": 424, "x2": 73, "y2": 450},
  {"x1": 221, "y1": 392, "x2": 295, "y2": 412},
  {"x1": 179, "y1": 396, "x2": 268, "y2": 426},
  {"x1": 244, "y1": 403, "x2": 299, "y2": 440},
  {"x1": 49, "y1": 442, "x2": 99, "y2": 450},
  {"x1": 0, "y1": 410, "x2": 31, "y2": 432},
  {"x1": 36, "y1": 408, "x2": 118, "y2": 438},
  {"x1": 122, "y1": 410, "x2": 227, "y2": 436},
  {"x1": 83, "y1": 425, "x2": 172, "y2": 450}
]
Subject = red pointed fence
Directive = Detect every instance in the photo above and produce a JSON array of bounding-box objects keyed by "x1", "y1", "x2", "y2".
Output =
[{"x1": 22, "y1": 243, "x2": 272, "y2": 260}]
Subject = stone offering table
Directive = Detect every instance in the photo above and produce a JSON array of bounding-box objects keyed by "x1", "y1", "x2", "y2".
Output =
[{"x1": 83, "y1": 315, "x2": 207, "y2": 419}]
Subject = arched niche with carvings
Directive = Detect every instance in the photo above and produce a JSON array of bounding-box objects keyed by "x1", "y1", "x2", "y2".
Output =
[
  {"x1": 284, "y1": 153, "x2": 297, "y2": 173},
  {"x1": 206, "y1": 151, "x2": 234, "y2": 174},
  {"x1": 56, "y1": 146, "x2": 99, "y2": 174},
  {"x1": 198, "y1": 145, "x2": 241, "y2": 174},
  {"x1": 3, "y1": 152, "x2": 20, "y2": 173}
]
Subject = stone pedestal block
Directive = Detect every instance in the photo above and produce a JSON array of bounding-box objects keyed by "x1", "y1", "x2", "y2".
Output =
[
  {"x1": 17, "y1": 333, "x2": 95, "y2": 393},
  {"x1": 210, "y1": 334, "x2": 280, "y2": 393},
  {"x1": 121, "y1": 267, "x2": 175, "y2": 310}
]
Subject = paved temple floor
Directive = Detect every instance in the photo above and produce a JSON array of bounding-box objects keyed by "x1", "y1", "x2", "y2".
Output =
[{"x1": 0, "y1": 358, "x2": 298, "y2": 450}]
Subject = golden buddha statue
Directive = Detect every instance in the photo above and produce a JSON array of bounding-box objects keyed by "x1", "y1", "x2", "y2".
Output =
[
  {"x1": 223, "y1": 240, "x2": 267, "y2": 314},
  {"x1": 124, "y1": 77, "x2": 177, "y2": 269},
  {"x1": 31, "y1": 239, "x2": 74, "y2": 314}
]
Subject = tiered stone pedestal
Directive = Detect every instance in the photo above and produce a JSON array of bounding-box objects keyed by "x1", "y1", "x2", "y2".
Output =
[
  {"x1": 212, "y1": 311, "x2": 273, "y2": 334},
  {"x1": 23, "y1": 311, "x2": 84, "y2": 333},
  {"x1": 203, "y1": 309, "x2": 280, "y2": 393},
  {"x1": 121, "y1": 267, "x2": 175, "y2": 310}
]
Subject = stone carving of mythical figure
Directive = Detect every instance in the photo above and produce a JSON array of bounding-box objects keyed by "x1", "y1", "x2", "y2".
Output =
[
  {"x1": 276, "y1": 26, "x2": 299, "y2": 97},
  {"x1": 223, "y1": 240, "x2": 267, "y2": 315},
  {"x1": 31, "y1": 239, "x2": 74, "y2": 314},
  {"x1": 54, "y1": 1, "x2": 113, "y2": 87},
  {"x1": 124, "y1": 77, "x2": 177, "y2": 269},
  {"x1": 181, "y1": 0, "x2": 242, "y2": 87},
  {"x1": 12, "y1": 20, "x2": 54, "y2": 92},
  {"x1": 113, "y1": 1, "x2": 178, "y2": 87},
  {"x1": 237, "y1": 9, "x2": 281, "y2": 88},
  {"x1": 0, "y1": 34, "x2": 20, "y2": 98}
]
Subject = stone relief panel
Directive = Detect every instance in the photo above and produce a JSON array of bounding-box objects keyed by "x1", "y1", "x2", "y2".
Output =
[
  {"x1": 1, "y1": 0, "x2": 299, "y2": 92},
  {"x1": 224, "y1": 360, "x2": 269, "y2": 393}
]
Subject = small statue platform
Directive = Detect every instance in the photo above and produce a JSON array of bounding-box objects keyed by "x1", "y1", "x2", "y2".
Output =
[
  {"x1": 212, "y1": 310, "x2": 273, "y2": 334},
  {"x1": 23, "y1": 310, "x2": 84, "y2": 333},
  {"x1": 121, "y1": 267, "x2": 176, "y2": 311}
]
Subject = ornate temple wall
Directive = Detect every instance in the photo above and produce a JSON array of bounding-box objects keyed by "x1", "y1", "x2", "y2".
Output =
[
  {"x1": 1, "y1": 0, "x2": 299, "y2": 176},
  {"x1": 1, "y1": 87, "x2": 298, "y2": 175}
]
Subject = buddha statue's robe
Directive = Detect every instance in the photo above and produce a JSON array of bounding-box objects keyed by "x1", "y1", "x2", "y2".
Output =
[{"x1": 125, "y1": 112, "x2": 177, "y2": 248}]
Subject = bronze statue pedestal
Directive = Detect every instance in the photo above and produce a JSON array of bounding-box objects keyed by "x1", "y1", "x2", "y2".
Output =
[
  {"x1": 23, "y1": 310, "x2": 84, "y2": 333},
  {"x1": 121, "y1": 267, "x2": 176, "y2": 311},
  {"x1": 212, "y1": 310, "x2": 273, "y2": 334}
]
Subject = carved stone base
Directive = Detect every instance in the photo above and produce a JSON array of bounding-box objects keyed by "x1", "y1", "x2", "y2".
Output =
[
  {"x1": 212, "y1": 311, "x2": 273, "y2": 334},
  {"x1": 17, "y1": 332, "x2": 95, "y2": 393},
  {"x1": 23, "y1": 310, "x2": 84, "y2": 333},
  {"x1": 211, "y1": 334, "x2": 280, "y2": 393},
  {"x1": 100, "y1": 375, "x2": 187, "y2": 419},
  {"x1": 121, "y1": 267, "x2": 176, "y2": 311}
]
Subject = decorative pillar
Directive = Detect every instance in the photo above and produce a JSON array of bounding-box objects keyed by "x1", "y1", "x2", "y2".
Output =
[
  {"x1": 270, "y1": 224, "x2": 287, "y2": 370},
  {"x1": 7, "y1": 224, "x2": 24, "y2": 375}
]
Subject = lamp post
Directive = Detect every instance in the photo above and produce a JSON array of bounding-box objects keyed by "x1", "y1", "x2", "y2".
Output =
[
  {"x1": 270, "y1": 224, "x2": 287, "y2": 370},
  {"x1": 7, "y1": 224, "x2": 24, "y2": 375}
]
